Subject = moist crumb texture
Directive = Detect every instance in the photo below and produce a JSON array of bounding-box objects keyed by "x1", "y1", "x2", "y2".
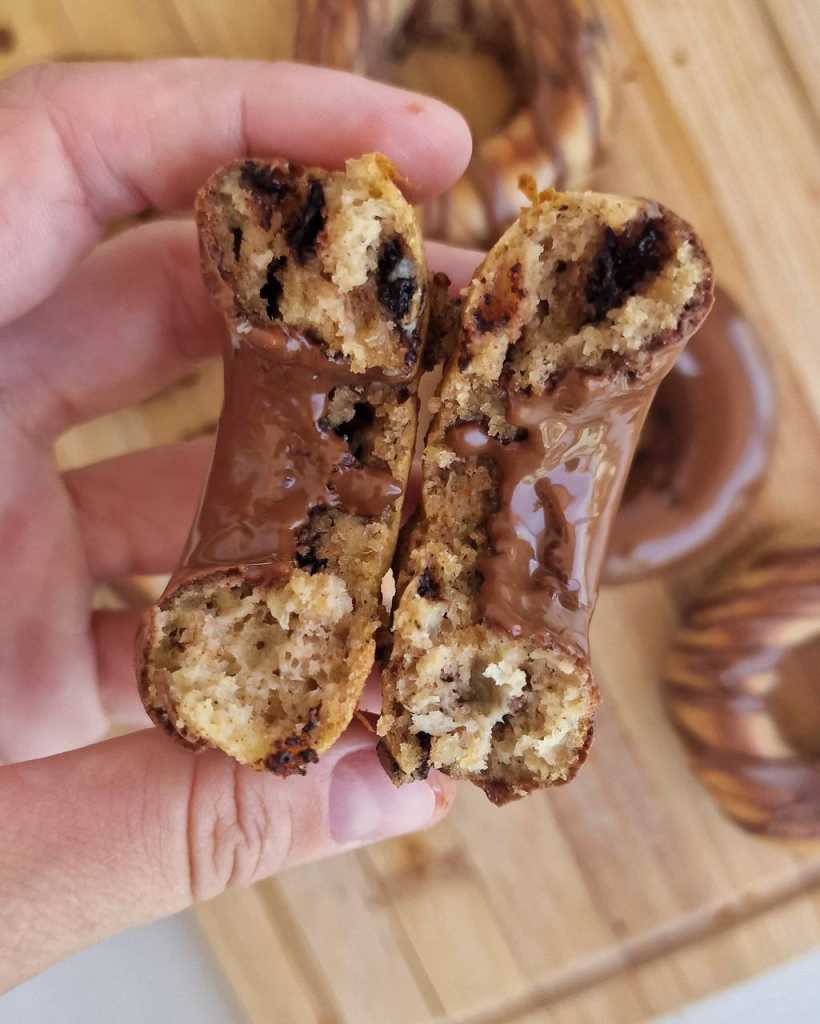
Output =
[
  {"x1": 378, "y1": 187, "x2": 713, "y2": 803},
  {"x1": 198, "y1": 152, "x2": 427, "y2": 375},
  {"x1": 138, "y1": 154, "x2": 429, "y2": 772}
]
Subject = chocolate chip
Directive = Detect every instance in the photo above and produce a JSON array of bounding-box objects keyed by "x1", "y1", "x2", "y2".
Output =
[
  {"x1": 585, "y1": 222, "x2": 666, "y2": 321},
  {"x1": 415, "y1": 731, "x2": 432, "y2": 780},
  {"x1": 473, "y1": 292, "x2": 510, "y2": 333},
  {"x1": 416, "y1": 569, "x2": 439, "y2": 599},
  {"x1": 334, "y1": 402, "x2": 375, "y2": 460},
  {"x1": 265, "y1": 750, "x2": 295, "y2": 773},
  {"x1": 377, "y1": 237, "x2": 416, "y2": 322},
  {"x1": 300, "y1": 748, "x2": 319, "y2": 764},
  {"x1": 231, "y1": 227, "x2": 242, "y2": 260},
  {"x1": 240, "y1": 161, "x2": 290, "y2": 198},
  {"x1": 286, "y1": 179, "x2": 326, "y2": 262},
  {"x1": 295, "y1": 545, "x2": 328, "y2": 574},
  {"x1": 260, "y1": 256, "x2": 286, "y2": 319},
  {"x1": 240, "y1": 162, "x2": 290, "y2": 231},
  {"x1": 255, "y1": 640, "x2": 266, "y2": 650},
  {"x1": 303, "y1": 706, "x2": 321, "y2": 732}
]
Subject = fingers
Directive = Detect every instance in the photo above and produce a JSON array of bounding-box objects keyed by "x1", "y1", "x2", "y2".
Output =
[
  {"x1": 0, "y1": 217, "x2": 484, "y2": 445},
  {"x1": 0, "y1": 219, "x2": 222, "y2": 441},
  {"x1": 92, "y1": 610, "x2": 153, "y2": 728},
  {"x1": 425, "y1": 240, "x2": 485, "y2": 293},
  {"x1": 65, "y1": 437, "x2": 212, "y2": 581},
  {"x1": 0, "y1": 727, "x2": 454, "y2": 990},
  {"x1": 0, "y1": 59, "x2": 472, "y2": 327}
]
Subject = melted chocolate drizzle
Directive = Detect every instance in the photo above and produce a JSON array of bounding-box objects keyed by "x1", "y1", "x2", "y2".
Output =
[
  {"x1": 447, "y1": 370, "x2": 654, "y2": 653},
  {"x1": 180, "y1": 328, "x2": 403, "y2": 586}
]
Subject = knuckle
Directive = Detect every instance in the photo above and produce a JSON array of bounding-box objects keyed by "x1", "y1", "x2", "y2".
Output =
[{"x1": 186, "y1": 761, "x2": 292, "y2": 902}]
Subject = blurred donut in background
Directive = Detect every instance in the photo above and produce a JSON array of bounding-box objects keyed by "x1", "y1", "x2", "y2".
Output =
[
  {"x1": 295, "y1": 0, "x2": 614, "y2": 247},
  {"x1": 605, "y1": 288, "x2": 777, "y2": 585}
]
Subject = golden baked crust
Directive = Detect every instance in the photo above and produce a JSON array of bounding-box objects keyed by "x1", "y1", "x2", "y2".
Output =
[
  {"x1": 378, "y1": 186, "x2": 714, "y2": 802},
  {"x1": 137, "y1": 155, "x2": 429, "y2": 773}
]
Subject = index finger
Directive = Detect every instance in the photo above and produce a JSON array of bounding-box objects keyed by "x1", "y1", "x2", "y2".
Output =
[{"x1": 0, "y1": 59, "x2": 472, "y2": 325}]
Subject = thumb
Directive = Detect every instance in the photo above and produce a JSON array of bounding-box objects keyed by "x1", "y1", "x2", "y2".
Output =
[{"x1": 0, "y1": 725, "x2": 453, "y2": 991}]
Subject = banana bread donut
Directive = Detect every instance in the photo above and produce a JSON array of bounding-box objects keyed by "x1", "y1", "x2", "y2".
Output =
[
  {"x1": 378, "y1": 182, "x2": 714, "y2": 803},
  {"x1": 605, "y1": 289, "x2": 777, "y2": 584},
  {"x1": 137, "y1": 154, "x2": 429, "y2": 773},
  {"x1": 664, "y1": 531, "x2": 820, "y2": 836},
  {"x1": 295, "y1": 0, "x2": 614, "y2": 247}
]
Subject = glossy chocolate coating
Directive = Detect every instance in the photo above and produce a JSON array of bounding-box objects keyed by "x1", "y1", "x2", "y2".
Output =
[
  {"x1": 664, "y1": 536, "x2": 820, "y2": 837},
  {"x1": 177, "y1": 327, "x2": 402, "y2": 589},
  {"x1": 446, "y1": 367, "x2": 667, "y2": 655},
  {"x1": 605, "y1": 289, "x2": 776, "y2": 583}
]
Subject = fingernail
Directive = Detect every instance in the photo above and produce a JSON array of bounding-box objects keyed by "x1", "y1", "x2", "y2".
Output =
[{"x1": 329, "y1": 749, "x2": 437, "y2": 845}]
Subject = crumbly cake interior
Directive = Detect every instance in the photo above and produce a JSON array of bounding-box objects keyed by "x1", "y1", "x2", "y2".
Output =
[
  {"x1": 146, "y1": 381, "x2": 416, "y2": 770},
  {"x1": 379, "y1": 190, "x2": 712, "y2": 798},
  {"x1": 203, "y1": 153, "x2": 425, "y2": 374},
  {"x1": 140, "y1": 153, "x2": 428, "y2": 772}
]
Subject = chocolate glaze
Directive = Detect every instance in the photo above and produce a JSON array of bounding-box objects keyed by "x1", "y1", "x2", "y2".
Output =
[
  {"x1": 605, "y1": 289, "x2": 776, "y2": 584},
  {"x1": 176, "y1": 327, "x2": 402, "y2": 589},
  {"x1": 664, "y1": 539, "x2": 820, "y2": 837},
  {"x1": 447, "y1": 368, "x2": 665, "y2": 654}
]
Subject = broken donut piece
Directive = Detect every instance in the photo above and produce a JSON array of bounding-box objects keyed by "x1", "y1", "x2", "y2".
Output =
[
  {"x1": 377, "y1": 187, "x2": 714, "y2": 803},
  {"x1": 137, "y1": 154, "x2": 428, "y2": 772}
]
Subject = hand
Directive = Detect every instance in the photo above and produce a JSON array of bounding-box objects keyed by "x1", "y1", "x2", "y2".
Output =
[{"x1": 0, "y1": 58, "x2": 479, "y2": 991}]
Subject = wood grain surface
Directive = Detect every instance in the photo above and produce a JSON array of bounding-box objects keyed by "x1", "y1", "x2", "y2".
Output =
[{"x1": 2, "y1": 1, "x2": 819, "y2": 1021}]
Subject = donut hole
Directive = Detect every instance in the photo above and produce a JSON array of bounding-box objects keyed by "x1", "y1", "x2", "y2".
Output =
[
  {"x1": 377, "y1": 2, "x2": 528, "y2": 145},
  {"x1": 389, "y1": 47, "x2": 517, "y2": 144},
  {"x1": 769, "y1": 634, "x2": 820, "y2": 758}
]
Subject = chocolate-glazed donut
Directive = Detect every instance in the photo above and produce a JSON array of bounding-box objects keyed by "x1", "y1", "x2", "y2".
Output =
[
  {"x1": 295, "y1": 0, "x2": 614, "y2": 247},
  {"x1": 664, "y1": 532, "x2": 820, "y2": 837},
  {"x1": 604, "y1": 289, "x2": 777, "y2": 584}
]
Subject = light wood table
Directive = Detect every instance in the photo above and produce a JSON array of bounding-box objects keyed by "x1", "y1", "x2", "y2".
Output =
[{"x1": 2, "y1": 2, "x2": 820, "y2": 1021}]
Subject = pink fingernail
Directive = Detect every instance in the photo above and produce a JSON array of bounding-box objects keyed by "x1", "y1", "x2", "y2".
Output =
[{"x1": 329, "y1": 749, "x2": 437, "y2": 845}]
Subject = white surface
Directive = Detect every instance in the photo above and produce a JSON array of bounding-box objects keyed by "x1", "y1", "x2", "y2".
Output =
[
  {"x1": 660, "y1": 947, "x2": 820, "y2": 1023},
  {"x1": 1, "y1": 911, "x2": 244, "y2": 1024}
]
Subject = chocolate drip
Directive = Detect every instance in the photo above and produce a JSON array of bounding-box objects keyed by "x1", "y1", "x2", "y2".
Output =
[
  {"x1": 447, "y1": 370, "x2": 652, "y2": 652},
  {"x1": 179, "y1": 327, "x2": 402, "y2": 585}
]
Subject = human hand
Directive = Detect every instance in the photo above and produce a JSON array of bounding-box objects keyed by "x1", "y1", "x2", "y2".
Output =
[{"x1": 0, "y1": 58, "x2": 479, "y2": 990}]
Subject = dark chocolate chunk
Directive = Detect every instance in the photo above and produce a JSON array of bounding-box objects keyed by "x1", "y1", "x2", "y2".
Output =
[
  {"x1": 231, "y1": 226, "x2": 243, "y2": 260},
  {"x1": 415, "y1": 731, "x2": 432, "y2": 780},
  {"x1": 286, "y1": 179, "x2": 326, "y2": 262},
  {"x1": 295, "y1": 545, "x2": 328, "y2": 574},
  {"x1": 240, "y1": 162, "x2": 290, "y2": 231},
  {"x1": 260, "y1": 256, "x2": 286, "y2": 320},
  {"x1": 416, "y1": 569, "x2": 439, "y2": 599},
  {"x1": 377, "y1": 238, "x2": 416, "y2": 322},
  {"x1": 585, "y1": 222, "x2": 666, "y2": 321},
  {"x1": 333, "y1": 401, "x2": 375, "y2": 460}
]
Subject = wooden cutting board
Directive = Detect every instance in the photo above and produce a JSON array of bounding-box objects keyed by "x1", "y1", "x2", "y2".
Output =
[{"x1": 4, "y1": 1, "x2": 820, "y2": 1020}]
